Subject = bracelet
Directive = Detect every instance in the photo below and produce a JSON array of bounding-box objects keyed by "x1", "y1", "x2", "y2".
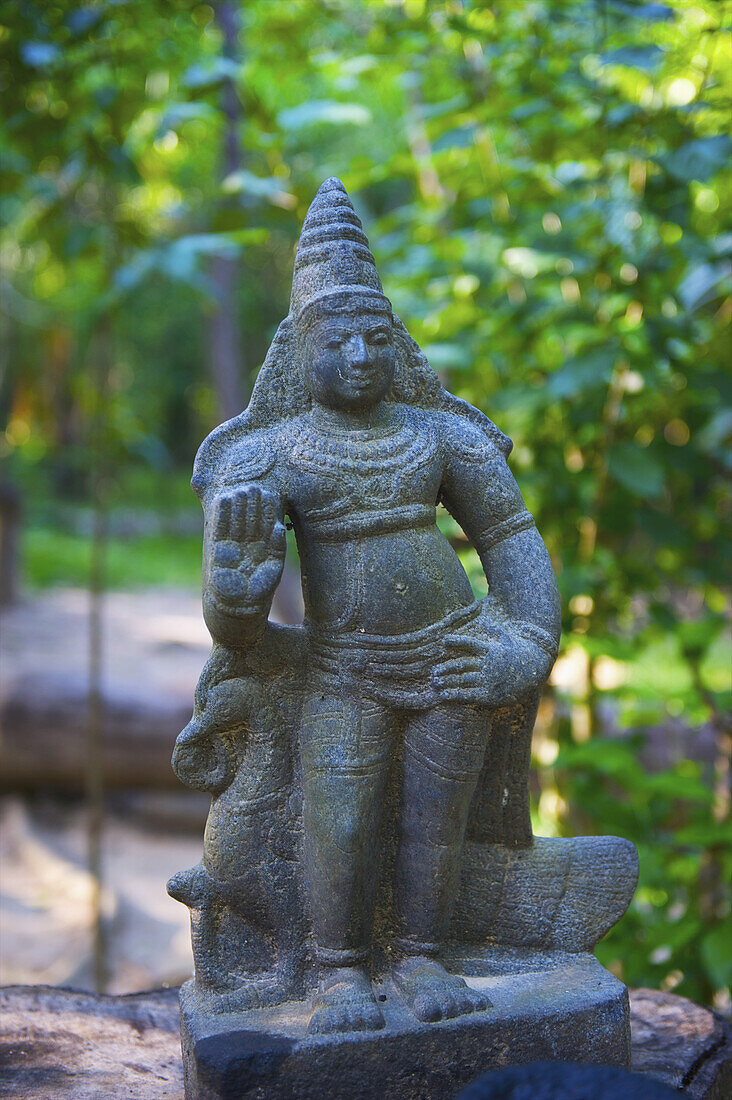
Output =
[{"x1": 512, "y1": 620, "x2": 559, "y2": 660}]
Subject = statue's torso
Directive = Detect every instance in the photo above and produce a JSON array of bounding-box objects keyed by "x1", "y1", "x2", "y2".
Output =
[
  {"x1": 225, "y1": 404, "x2": 476, "y2": 637},
  {"x1": 285, "y1": 405, "x2": 475, "y2": 635}
]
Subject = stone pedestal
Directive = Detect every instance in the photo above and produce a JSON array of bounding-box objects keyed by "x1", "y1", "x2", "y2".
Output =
[
  {"x1": 180, "y1": 954, "x2": 629, "y2": 1100},
  {"x1": 3, "y1": 983, "x2": 729, "y2": 1098}
]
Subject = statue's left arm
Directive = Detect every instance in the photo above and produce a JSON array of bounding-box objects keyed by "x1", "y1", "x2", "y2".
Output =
[{"x1": 436, "y1": 416, "x2": 561, "y2": 706}]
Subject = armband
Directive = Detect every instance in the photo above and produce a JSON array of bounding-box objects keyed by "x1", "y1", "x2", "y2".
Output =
[{"x1": 479, "y1": 510, "x2": 535, "y2": 550}]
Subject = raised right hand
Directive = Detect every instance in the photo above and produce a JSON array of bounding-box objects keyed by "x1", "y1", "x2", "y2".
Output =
[{"x1": 209, "y1": 485, "x2": 286, "y2": 612}]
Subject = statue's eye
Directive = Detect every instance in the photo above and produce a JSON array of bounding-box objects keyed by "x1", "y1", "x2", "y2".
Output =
[
  {"x1": 368, "y1": 330, "x2": 389, "y2": 345},
  {"x1": 325, "y1": 338, "x2": 342, "y2": 350}
]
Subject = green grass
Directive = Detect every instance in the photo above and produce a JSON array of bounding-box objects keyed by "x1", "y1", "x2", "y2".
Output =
[{"x1": 25, "y1": 527, "x2": 203, "y2": 589}]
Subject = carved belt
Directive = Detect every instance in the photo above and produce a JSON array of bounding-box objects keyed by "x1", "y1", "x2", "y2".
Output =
[
  {"x1": 307, "y1": 503, "x2": 436, "y2": 543},
  {"x1": 307, "y1": 600, "x2": 482, "y2": 708},
  {"x1": 308, "y1": 599, "x2": 481, "y2": 650}
]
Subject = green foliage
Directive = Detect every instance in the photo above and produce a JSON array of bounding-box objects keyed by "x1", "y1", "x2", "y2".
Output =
[
  {"x1": 25, "y1": 526, "x2": 203, "y2": 589},
  {"x1": 554, "y1": 737, "x2": 731, "y2": 1003},
  {"x1": 1, "y1": 0, "x2": 730, "y2": 1006}
]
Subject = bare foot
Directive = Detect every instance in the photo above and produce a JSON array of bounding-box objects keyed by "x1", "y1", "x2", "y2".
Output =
[
  {"x1": 308, "y1": 966, "x2": 385, "y2": 1035},
  {"x1": 393, "y1": 956, "x2": 491, "y2": 1023}
]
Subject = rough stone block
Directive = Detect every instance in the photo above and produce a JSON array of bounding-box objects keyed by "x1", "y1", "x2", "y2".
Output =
[{"x1": 180, "y1": 955, "x2": 629, "y2": 1100}]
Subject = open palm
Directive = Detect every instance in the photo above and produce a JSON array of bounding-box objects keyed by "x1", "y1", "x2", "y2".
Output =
[{"x1": 209, "y1": 486, "x2": 286, "y2": 611}]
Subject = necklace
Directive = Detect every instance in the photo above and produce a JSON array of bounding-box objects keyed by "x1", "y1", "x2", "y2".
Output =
[{"x1": 289, "y1": 406, "x2": 436, "y2": 474}]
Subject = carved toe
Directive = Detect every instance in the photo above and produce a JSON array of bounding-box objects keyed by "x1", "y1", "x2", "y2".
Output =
[
  {"x1": 411, "y1": 991, "x2": 442, "y2": 1023},
  {"x1": 393, "y1": 957, "x2": 492, "y2": 1024},
  {"x1": 307, "y1": 971, "x2": 385, "y2": 1035}
]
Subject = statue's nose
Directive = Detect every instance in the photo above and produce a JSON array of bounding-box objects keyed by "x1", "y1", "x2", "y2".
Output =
[{"x1": 347, "y1": 334, "x2": 369, "y2": 366}]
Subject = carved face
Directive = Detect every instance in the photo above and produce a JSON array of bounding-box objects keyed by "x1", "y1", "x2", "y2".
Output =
[{"x1": 302, "y1": 307, "x2": 395, "y2": 412}]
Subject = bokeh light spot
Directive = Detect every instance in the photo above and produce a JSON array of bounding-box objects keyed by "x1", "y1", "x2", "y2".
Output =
[
  {"x1": 695, "y1": 188, "x2": 719, "y2": 213},
  {"x1": 665, "y1": 77, "x2": 696, "y2": 106},
  {"x1": 664, "y1": 419, "x2": 690, "y2": 446}
]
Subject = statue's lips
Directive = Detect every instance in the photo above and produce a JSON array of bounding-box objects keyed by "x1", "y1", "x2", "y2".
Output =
[{"x1": 338, "y1": 365, "x2": 382, "y2": 389}]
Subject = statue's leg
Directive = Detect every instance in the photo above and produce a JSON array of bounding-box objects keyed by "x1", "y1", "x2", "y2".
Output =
[
  {"x1": 467, "y1": 691, "x2": 539, "y2": 847},
  {"x1": 300, "y1": 689, "x2": 393, "y2": 1033},
  {"x1": 393, "y1": 702, "x2": 492, "y2": 1023}
]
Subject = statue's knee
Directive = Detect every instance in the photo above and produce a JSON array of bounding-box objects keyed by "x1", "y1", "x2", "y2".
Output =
[
  {"x1": 333, "y1": 808, "x2": 370, "y2": 854},
  {"x1": 305, "y1": 797, "x2": 368, "y2": 855}
]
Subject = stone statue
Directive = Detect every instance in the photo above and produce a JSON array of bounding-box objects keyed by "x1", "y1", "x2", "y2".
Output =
[{"x1": 169, "y1": 179, "x2": 638, "y2": 1098}]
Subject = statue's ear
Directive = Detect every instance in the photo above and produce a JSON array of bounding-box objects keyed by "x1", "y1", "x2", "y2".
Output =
[{"x1": 388, "y1": 310, "x2": 513, "y2": 455}]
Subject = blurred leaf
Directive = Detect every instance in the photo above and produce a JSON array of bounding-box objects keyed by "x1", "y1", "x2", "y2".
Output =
[
  {"x1": 677, "y1": 615, "x2": 725, "y2": 657},
  {"x1": 158, "y1": 102, "x2": 217, "y2": 136},
  {"x1": 66, "y1": 8, "x2": 105, "y2": 36},
  {"x1": 608, "y1": 443, "x2": 665, "y2": 499},
  {"x1": 659, "y1": 136, "x2": 732, "y2": 183},
  {"x1": 696, "y1": 410, "x2": 732, "y2": 454},
  {"x1": 434, "y1": 125, "x2": 476, "y2": 152},
  {"x1": 278, "y1": 100, "x2": 372, "y2": 129},
  {"x1": 608, "y1": 2, "x2": 674, "y2": 18},
  {"x1": 115, "y1": 234, "x2": 242, "y2": 294},
  {"x1": 547, "y1": 348, "x2": 616, "y2": 399},
  {"x1": 20, "y1": 42, "x2": 60, "y2": 68},
  {"x1": 678, "y1": 261, "x2": 732, "y2": 311},
  {"x1": 182, "y1": 58, "x2": 240, "y2": 89},
  {"x1": 601, "y1": 45, "x2": 665, "y2": 71},
  {"x1": 114, "y1": 252, "x2": 157, "y2": 293},
  {"x1": 222, "y1": 170, "x2": 295, "y2": 207},
  {"x1": 701, "y1": 925, "x2": 732, "y2": 989},
  {"x1": 421, "y1": 342, "x2": 472, "y2": 370},
  {"x1": 163, "y1": 232, "x2": 240, "y2": 269},
  {"x1": 115, "y1": 151, "x2": 143, "y2": 187}
]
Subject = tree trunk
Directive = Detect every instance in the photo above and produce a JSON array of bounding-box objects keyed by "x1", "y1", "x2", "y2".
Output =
[
  {"x1": 0, "y1": 480, "x2": 22, "y2": 606},
  {"x1": 208, "y1": 1, "x2": 245, "y2": 423}
]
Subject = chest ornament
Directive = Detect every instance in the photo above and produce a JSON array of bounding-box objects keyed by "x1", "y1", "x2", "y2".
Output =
[{"x1": 288, "y1": 408, "x2": 437, "y2": 477}]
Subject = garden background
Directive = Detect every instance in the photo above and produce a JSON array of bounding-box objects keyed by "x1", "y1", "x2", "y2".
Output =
[{"x1": 0, "y1": 0, "x2": 730, "y2": 1011}]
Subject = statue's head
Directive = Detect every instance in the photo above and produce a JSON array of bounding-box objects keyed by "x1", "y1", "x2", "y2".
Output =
[
  {"x1": 191, "y1": 178, "x2": 514, "y2": 500},
  {"x1": 291, "y1": 178, "x2": 395, "y2": 412}
]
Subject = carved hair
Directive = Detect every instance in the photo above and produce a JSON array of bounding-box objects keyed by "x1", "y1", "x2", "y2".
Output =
[{"x1": 191, "y1": 311, "x2": 512, "y2": 499}]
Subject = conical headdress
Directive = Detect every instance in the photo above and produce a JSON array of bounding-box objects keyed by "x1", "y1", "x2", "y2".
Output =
[{"x1": 290, "y1": 177, "x2": 391, "y2": 324}]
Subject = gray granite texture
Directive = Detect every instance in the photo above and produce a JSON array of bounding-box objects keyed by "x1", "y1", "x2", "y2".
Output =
[
  {"x1": 168, "y1": 177, "x2": 639, "y2": 1093},
  {"x1": 457, "y1": 1061, "x2": 681, "y2": 1099},
  {"x1": 179, "y1": 954, "x2": 629, "y2": 1100}
]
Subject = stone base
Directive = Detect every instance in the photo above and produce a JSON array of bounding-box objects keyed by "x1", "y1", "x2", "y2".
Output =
[{"x1": 180, "y1": 953, "x2": 630, "y2": 1100}]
